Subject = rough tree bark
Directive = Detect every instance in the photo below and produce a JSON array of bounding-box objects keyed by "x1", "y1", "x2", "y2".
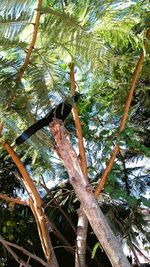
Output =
[{"x1": 50, "y1": 119, "x2": 131, "y2": 267}]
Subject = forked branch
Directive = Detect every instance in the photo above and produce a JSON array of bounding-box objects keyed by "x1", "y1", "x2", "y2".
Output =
[{"x1": 1, "y1": 141, "x2": 53, "y2": 265}]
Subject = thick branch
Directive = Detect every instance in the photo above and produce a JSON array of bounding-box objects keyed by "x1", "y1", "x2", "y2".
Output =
[
  {"x1": 50, "y1": 120, "x2": 131, "y2": 267},
  {"x1": 94, "y1": 27, "x2": 150, "y2": 197}
]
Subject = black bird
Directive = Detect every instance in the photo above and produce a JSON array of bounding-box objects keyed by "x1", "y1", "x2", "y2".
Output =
[{"x1": 15, "y1": 92, "x2": 81, "y2": 145}]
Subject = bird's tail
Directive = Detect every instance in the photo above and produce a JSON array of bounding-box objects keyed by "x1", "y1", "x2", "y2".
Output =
[{"x1": 15, "y1": 118, "x2": 47, "y2": 145}]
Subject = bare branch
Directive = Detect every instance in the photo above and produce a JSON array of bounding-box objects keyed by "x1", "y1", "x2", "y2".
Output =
[
  {"x1": 0, "y1": 236, "x2": 31, "y2": 267},
  {"x1": 94, "y1": 27, "x2": 150, "y2": 197},
  {"x1": 69, "y1": 63, "x2": 88, "y2": 179},
  {"x1": 1, "y1": 141, "x2": 53, "y2": 264},
  {"x1": 0, "y1": 193, "x2": 27, "y2": 206},
  {"x1": 70, "y1": 63, "x2": 89, "y2": 267},
  {"x1": 50, "y1": 119, "x2": 131, "y2": 267},
  {"x1": 0, "y1": 121, "x2": 3, "y2": 136},
  {"x1": 5, "y1": 0, "x2": 43, "y2": 110},
  {"x1": 0, "y1": 235, "x2": 48, "y2": 266},
  {"x1": 18, "y1": 0, "x2": 43, "y2": 79}
]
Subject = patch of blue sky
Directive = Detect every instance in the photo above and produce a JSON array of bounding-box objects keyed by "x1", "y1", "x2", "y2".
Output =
[{"x1": 111, "y1": 0, "x2": 137, "y2": 10}]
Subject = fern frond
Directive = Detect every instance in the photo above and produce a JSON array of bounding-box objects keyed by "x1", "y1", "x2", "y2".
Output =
[
  {"x1": 1, "y1": 0, "x2": 35, "y2": 14},
  {"x1": 0, "y1": 0, "x2": 34, "y2": 40},
  {"x1": 37, "y1": 1, "x2": 145, "y2": 69}
]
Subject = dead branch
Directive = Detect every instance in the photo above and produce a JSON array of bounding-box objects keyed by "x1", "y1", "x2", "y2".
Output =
[
  {"x1": 0, "y1": 235, "x2": 31, "y2": 267},
  {"x1": 50, "y1": 119, "x2": 131, "y2": 267},
  {"x1": 0, "y1": 235, "x2": 48, "y2": 266},
  {"x1": 40, "y1": 180, "x2": 76, "y2": 233}
]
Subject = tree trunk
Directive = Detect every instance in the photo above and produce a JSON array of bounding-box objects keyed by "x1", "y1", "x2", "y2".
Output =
[
  {"x1": 75, "y1": 210, "x2": 88, "y2": 267},
  {"x1": 50, "y1": 120, "x2": 131, "y2": 267}
]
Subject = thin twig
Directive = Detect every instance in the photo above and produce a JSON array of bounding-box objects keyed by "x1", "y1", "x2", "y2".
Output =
[
  {"x1": 0, "y1": 236, "x2": 31, "y2": 267},
  {"x1": 131, "y1": 241, "x2": 150, "y2": 263},
  {"x1": 40, "y1": 181, "x2": 77, "y2": 233},
  {"x1": 0, "y1": 235, "x2": 48, "y2": 266}
]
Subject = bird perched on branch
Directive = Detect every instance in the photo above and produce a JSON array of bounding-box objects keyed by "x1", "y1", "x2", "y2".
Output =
[{"x1": 15, "y1": 92, "x2": 81, "y2": 145}]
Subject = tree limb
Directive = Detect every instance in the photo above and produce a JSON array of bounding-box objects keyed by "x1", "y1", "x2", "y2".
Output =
[
  {"x1": 94, "y1": 27, "x2": 150, "y2": 197},
  {"x1": 1, "y1": 141, "x2": 55, "y2": 265},
  {"x1": 50, "y1": 119, "x2": 131, "y2": 267},
  {"x1": 0, "y1": 193, "x2": 27, "y2": 206},
  {"x1": 18, "y1": 0, "x2": 43, "y2": 80},
  {"x1": 5, "y1": 0, "x2": 43, "y2": 110},
  {"x1": 0, "y1": 235, "x2": 31, "y2": 267},
  {"x1": 70, "y1": 63, "x2": 88, "y2": 179},
  {"x1": 0, "y1": 121, "x2": 3, "y2": 136},
  {"x1": 0, "y1": 235, "x2": 48, "y2": 266},
  {"x1": 70, "y1": 63, "x2": 89, "y2": 267}
]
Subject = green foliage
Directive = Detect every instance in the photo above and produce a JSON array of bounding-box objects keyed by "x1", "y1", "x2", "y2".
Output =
[
  {"x1": 0, "y1": 150, "x2": 22, "y2": 197},
  {"x1": 0, "y1": 0, "x2": 34, "y2": 41},
  {"x1": 91, "y1": 242, "x2": 101, "y2": 259}
]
